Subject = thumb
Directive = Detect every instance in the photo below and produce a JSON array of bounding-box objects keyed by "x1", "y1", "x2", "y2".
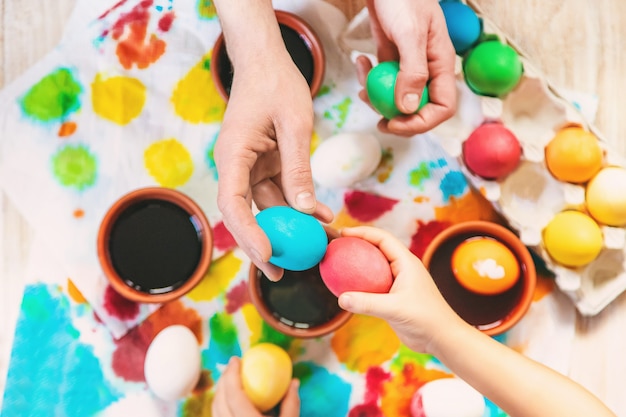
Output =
[
  {"x1": 338, "y1": 291, "x2": 397, "y2": 321},
  {"x1": 279, "y1": 379, "x2": 301, "y2": 417},
  {"x1": 394, "y1": 28, "x2": 429, "y2": 114}
]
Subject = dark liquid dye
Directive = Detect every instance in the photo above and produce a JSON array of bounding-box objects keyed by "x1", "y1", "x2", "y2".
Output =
[
  {"x1": 258, "y1": 265, "x2": 343, "y2": 329},
  {"x1": 108, "y1": 199, "x2": 203, "y2": 294},
  {"x1": 427, "y1": 232, "x2": 525, "y2": 330},
  {"x1": 217, "y1": 24, "x2": 315, "y2": 96}
]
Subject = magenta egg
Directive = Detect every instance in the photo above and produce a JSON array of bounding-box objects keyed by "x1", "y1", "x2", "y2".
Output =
[{"x1": 462, "y1": 123, "x2": 522, "y2": 179}]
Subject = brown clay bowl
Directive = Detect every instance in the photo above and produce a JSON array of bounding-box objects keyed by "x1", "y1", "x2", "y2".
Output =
[
  {"x1": 248, "y1": 260, "x2": 352, "y2": 339},
  {"x1": 97, "y1": 187, "x2": 213, "y2": 303},
  {"x1": 422, "y1": 221, "x2": 536, "y2": 336},
  {"x1": 211, "y1": 9, "x2": 326, "y2": 101}
]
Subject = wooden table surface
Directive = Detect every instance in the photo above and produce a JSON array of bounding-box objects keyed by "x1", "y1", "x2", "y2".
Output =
[{"x1": 1, "y1": 0, "x2": 625, "y2": 414}]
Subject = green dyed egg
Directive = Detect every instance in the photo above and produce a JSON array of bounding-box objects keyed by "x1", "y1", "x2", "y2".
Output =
[
  {"x1": 463, "y1": 40, "x2": 523, "y2": 97},
  {"x1": 366, "y1": 61, "x2": 429, "y2": 120}
]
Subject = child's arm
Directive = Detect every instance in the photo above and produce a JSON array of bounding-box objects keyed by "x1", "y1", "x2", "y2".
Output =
[{"x1": 338, "y1": 226, "x2": 616, "y2": 417}]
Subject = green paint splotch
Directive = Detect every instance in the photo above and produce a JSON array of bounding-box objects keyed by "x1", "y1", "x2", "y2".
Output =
[
  {"x1": 257, "y1": 321, "x2": 294, "y2": 352},
  {"x1": 20, "y1": 67, "x2": 82, "y2": 122},
  {"x1": 323, "y1": 97, "x2": 352, "y2": 129},
  {"x1": 409, "y1": 162, "x2": 432, "y2": 189},
  {"x1": 52, "y1": 144, "x2": 97, "y2": 191},
  {"x1": 201, "y1": 312, "x2": 241, "y2": 380},
  {"x1": 196, "y1": 0, "x2": 217, "y2": 19},
  {"x1": 390, "y1": 344, "x2": 435, "y2": 372}
]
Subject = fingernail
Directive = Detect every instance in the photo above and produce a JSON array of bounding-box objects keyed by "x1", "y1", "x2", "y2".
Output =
[
  {"x1": 296, "y1": 192, "x2": 316, "y2": 211},
  {"x1": 403, "y1": 93, "x2": 419, "y2": 112},
  {"x1": 339, "y1": 294, "x2": 353, "y2": 310}
]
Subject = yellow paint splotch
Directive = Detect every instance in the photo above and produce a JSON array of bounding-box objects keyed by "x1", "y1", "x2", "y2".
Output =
[
  {"x1": 91, "y1": 74, "x2": 146, "y2": 125},
  {"x1": 67, "y1": 279, "x2": 86, "y2": 304},
  {"x1": 171, "y1": 53, "x2": 225, "y2": 123},
  {"x1": 241, "y1": 303, "x2": 264, "y2": 344},
  {"x1": 331, "y1": 314, "x2": 400, "y2": 373},
  {"x1": 186, "y1": 251, "x2": 243, "y2": 302},
  {"x1": 330, "y1": 206, "x2": 369, "y2": 230},
  {"x1": 144, "y1": 138, "x2": 194, "y2": 187}
]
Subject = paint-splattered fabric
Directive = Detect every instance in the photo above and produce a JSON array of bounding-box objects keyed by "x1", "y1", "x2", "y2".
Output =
[{"x1": 0, "y1": 0, "x2": 577, "y2": 416}]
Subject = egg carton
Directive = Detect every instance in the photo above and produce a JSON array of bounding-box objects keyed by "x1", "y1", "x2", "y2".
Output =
[{"x1": 339, "y1": 1, "x2": 626, "y2": 316}]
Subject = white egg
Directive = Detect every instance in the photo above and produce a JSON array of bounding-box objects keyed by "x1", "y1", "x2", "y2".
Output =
[
  {"x1": 144, "y1": 325, "x2": 201, "y2": 401},
  {"x1": 311, "y1": 132, "x2": 382, "y2": 188},
  {"x1": 410, "y1": 378, "x2": 486, "y2": 417}
]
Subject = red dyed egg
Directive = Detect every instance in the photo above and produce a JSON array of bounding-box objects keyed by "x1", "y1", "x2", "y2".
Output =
[
  {"x1": 462, "y1": 123, "x2": 522, "y2": 179},
  {"x1": 319, "y1": 237, "x2": 393, "y2": 297}
]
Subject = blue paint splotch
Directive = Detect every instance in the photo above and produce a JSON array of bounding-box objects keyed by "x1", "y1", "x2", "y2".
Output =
[
  {"x1": 294, "y1": 362, "x2": 351, "y2": 417},
  {"x1": 439, "y1": 170, "x2": 468, "y2": 202},
  {"x1": 1, "y1": 284, "x2": 121, "y2": 417},
  {"x1": 205, "y1": 131, "x2": 219, "y2": 180}
]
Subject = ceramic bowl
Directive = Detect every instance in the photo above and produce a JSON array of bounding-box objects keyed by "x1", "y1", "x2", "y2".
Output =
[
  {"x1": 248, "y1": 262, "x2": 352, "y2": 338},
  {"x1": 97, "y1": 187, "x2": 213, "y2": 303},
  {"x1": 211, "y1": 10, "x2": 326, "y2": 101},
  {"x1": 422, "y1": 221, "x2": 536, "y2": 336}
]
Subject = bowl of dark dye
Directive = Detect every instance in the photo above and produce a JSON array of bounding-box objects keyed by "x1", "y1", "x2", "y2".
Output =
[
  {"x1": 421, "y1": 221, "x2": 536, "y2": 336},
  {"x1": 248, "y1": 263, "x2": 352, "y2": 339},
  {"x1": 211, "y1": 9, "x2": 326, "y2": 101},
  {"x1": 97, "y1": 187, "x2": 213, "y2": 303}
]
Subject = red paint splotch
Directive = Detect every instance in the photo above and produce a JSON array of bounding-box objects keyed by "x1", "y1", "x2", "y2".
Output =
[
  {"x1": 103, "y1": 285, "x2": 140, "y2": 321},
  {"x1": 349, "y1": 366, "x2": 391, "y2": 417},
  {"x1": 344, "y1": 191, "x2": 398, "y2": 222},
  {"x1": 105, "y1": 0, "x2": 170, "y2": 70},
  {"x1": 111, "y1": 300, "x2": 203, "y2": 382},
  {"x1": 409, "y1": 220, "x2": 451, "y2": 259},
  {"x1": 225, "y1": 281, "x2": 250, "y2": 314},
  {"x1": 212, "y1": 221, "x2": 238, "y2": 253},
  {"x1": 98, "y1": 0, "x2": 128, "y2": 20},
  {"x1": 158, "y1": 11, "x2": 175, "y2": 32}
]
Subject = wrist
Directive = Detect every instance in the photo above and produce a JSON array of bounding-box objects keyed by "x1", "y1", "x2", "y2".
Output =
[{"x1": 213, "y1": 0, "x2": 287, "y2": 68}]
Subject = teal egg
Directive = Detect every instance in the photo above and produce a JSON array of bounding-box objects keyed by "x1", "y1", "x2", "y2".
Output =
[
  {"x1": 366, "y1": 61, "x2": 429, "y2": 120},
  {"x1": 440, "y1": 1, "x2": 482, "y2": 55},
  {"x1": 255, "y1": 206, "x2": 328, "y2": 271},
  {"x1": 463, "y1": 40, "x2": 523, "y2": 97}
]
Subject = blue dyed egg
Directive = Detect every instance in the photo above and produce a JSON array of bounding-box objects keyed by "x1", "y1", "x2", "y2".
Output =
[
  {"x1": 256, "y1": 206, "x2": 328, "y2": 271},
  {"x1": 440, "y1": 1, "x2": 482, "y2": 55}
]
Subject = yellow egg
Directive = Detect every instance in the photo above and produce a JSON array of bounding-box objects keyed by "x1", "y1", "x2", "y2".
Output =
[
  {"x1": 544, "y1": 126, "x2": 603, "y2": 183},
  {"x1": 451, "y1": 237, "x2": 520, "y2": 295},
  {"x1": 586, "y1": 167, "x2": 626, "y2": 226},
  {"x1": 241, "y1": 343, "x2": 293, "y2": 412},
  {"x1": 543, "y1": 211, "x2": 603, "y2": 267}
]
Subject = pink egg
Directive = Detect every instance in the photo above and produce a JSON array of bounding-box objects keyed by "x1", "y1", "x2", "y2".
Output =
[
  {"x1": 319, "y1": 237, "x2": 393, "y2": 297},
  {"x1": 462, "y1": 123, "x2": 522, "y2": 179}
]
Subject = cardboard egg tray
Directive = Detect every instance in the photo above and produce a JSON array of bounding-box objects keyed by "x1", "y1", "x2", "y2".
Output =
[{"x1": 339, "y1": 1, "x2": 626, "y2": 316}]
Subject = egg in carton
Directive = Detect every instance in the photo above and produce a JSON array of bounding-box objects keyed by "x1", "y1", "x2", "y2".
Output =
[{"x1": 442, "y1": 0, "x2": 626, "y2": 316}]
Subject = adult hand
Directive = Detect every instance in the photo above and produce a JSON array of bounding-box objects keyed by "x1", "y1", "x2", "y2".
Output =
[
  {"x1": 215, "y1": 53, "x2": 333, "y2": 281},
  {"x1": 211, "y1": 357, "x2": 301, "y2": 417},
  {"x1": 336, "y1": 226, "x2": 464, "y2": 354},
  {"x1": 358, "y1": 0, "x2": 457, "y2": 136}
]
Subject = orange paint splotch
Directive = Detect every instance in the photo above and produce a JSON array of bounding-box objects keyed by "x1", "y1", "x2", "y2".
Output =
[
  {"x1": 329, "y1": 206, "x2": 369, "y2": 230},
  {"x1": 116, "y1": 24, "x2": 166, "y2": 70},
  {"x1": 148, "y1": 300, "x2": 204, "y2": 344},
  {"x1": 413, "y1": 195, "x2": 430, "y2": 203},
  {"x1": 67, "y1": 278, "x2": 87, "y2": 304},
  {"x1": 533, "y1": 274, "x2": 556, "y2": 301},
  {"x1": 331, "y1": 314, "x2": 400, "y2": 373},
  {"x1": 58, "y1": 121, "x2": 77, "y2": 137},
  {"x1": 434, "y1": 187, "x2": 501, "y2": 224},
  {"x1": 380, "y1": 365, "x2": 451, "y2": 417},
  {"x1": 73, "y1": 208, "x2": 85, "y2": 218}
]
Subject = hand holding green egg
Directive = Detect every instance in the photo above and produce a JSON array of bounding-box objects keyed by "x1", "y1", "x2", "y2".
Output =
[{"x1": 366, "y1": 61, "x2": 429, "y2": 120}]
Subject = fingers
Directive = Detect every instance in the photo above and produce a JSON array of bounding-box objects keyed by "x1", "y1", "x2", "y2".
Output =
[
  {"x1": 338, "y1": 290, "x2": 397, "y2": 321},
  {"x1": 221, "y1": 357, "x2": 263, "y2": 416},
  {"x1": 341, "y1": 226, "x2": 413, "y2": 266},
  {"x1": 279, "y1": 379, "x2": 301, "y2": 417},
  {"x1": 393, "y1": 25, "x2": 429, "y2": 114},
  {"x1": 211, "y1": 365, "x2": 234, "y2": 417}
]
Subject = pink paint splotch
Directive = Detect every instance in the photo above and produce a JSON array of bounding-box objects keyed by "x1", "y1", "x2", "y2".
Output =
[
  {"x1": 103, "y1": 285, "x2": 140, "y2": 321},
  {"x1": 409, "y1": 220, "x2": 451, "y2": 259},
  {"x1": 212, "y1": 221, "x2": 238, "y2": 253},
  {"x1": 224, "y1": 281, "x2": 250, "y2": 314},
  {"x1": 349, "y1": 366, "x2": 391, "y2": 417}
]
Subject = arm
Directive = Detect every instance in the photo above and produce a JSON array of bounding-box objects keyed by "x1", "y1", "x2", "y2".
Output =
[
  {"x1": 358, "y1": 0, "x2": 457, "y2": 136},
  {"x1": 337, "y1": 226, "x2": 616, "y2": 417},
  {"x1": 212, "y1": 0, "x2": 333, "y2": 281}
]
